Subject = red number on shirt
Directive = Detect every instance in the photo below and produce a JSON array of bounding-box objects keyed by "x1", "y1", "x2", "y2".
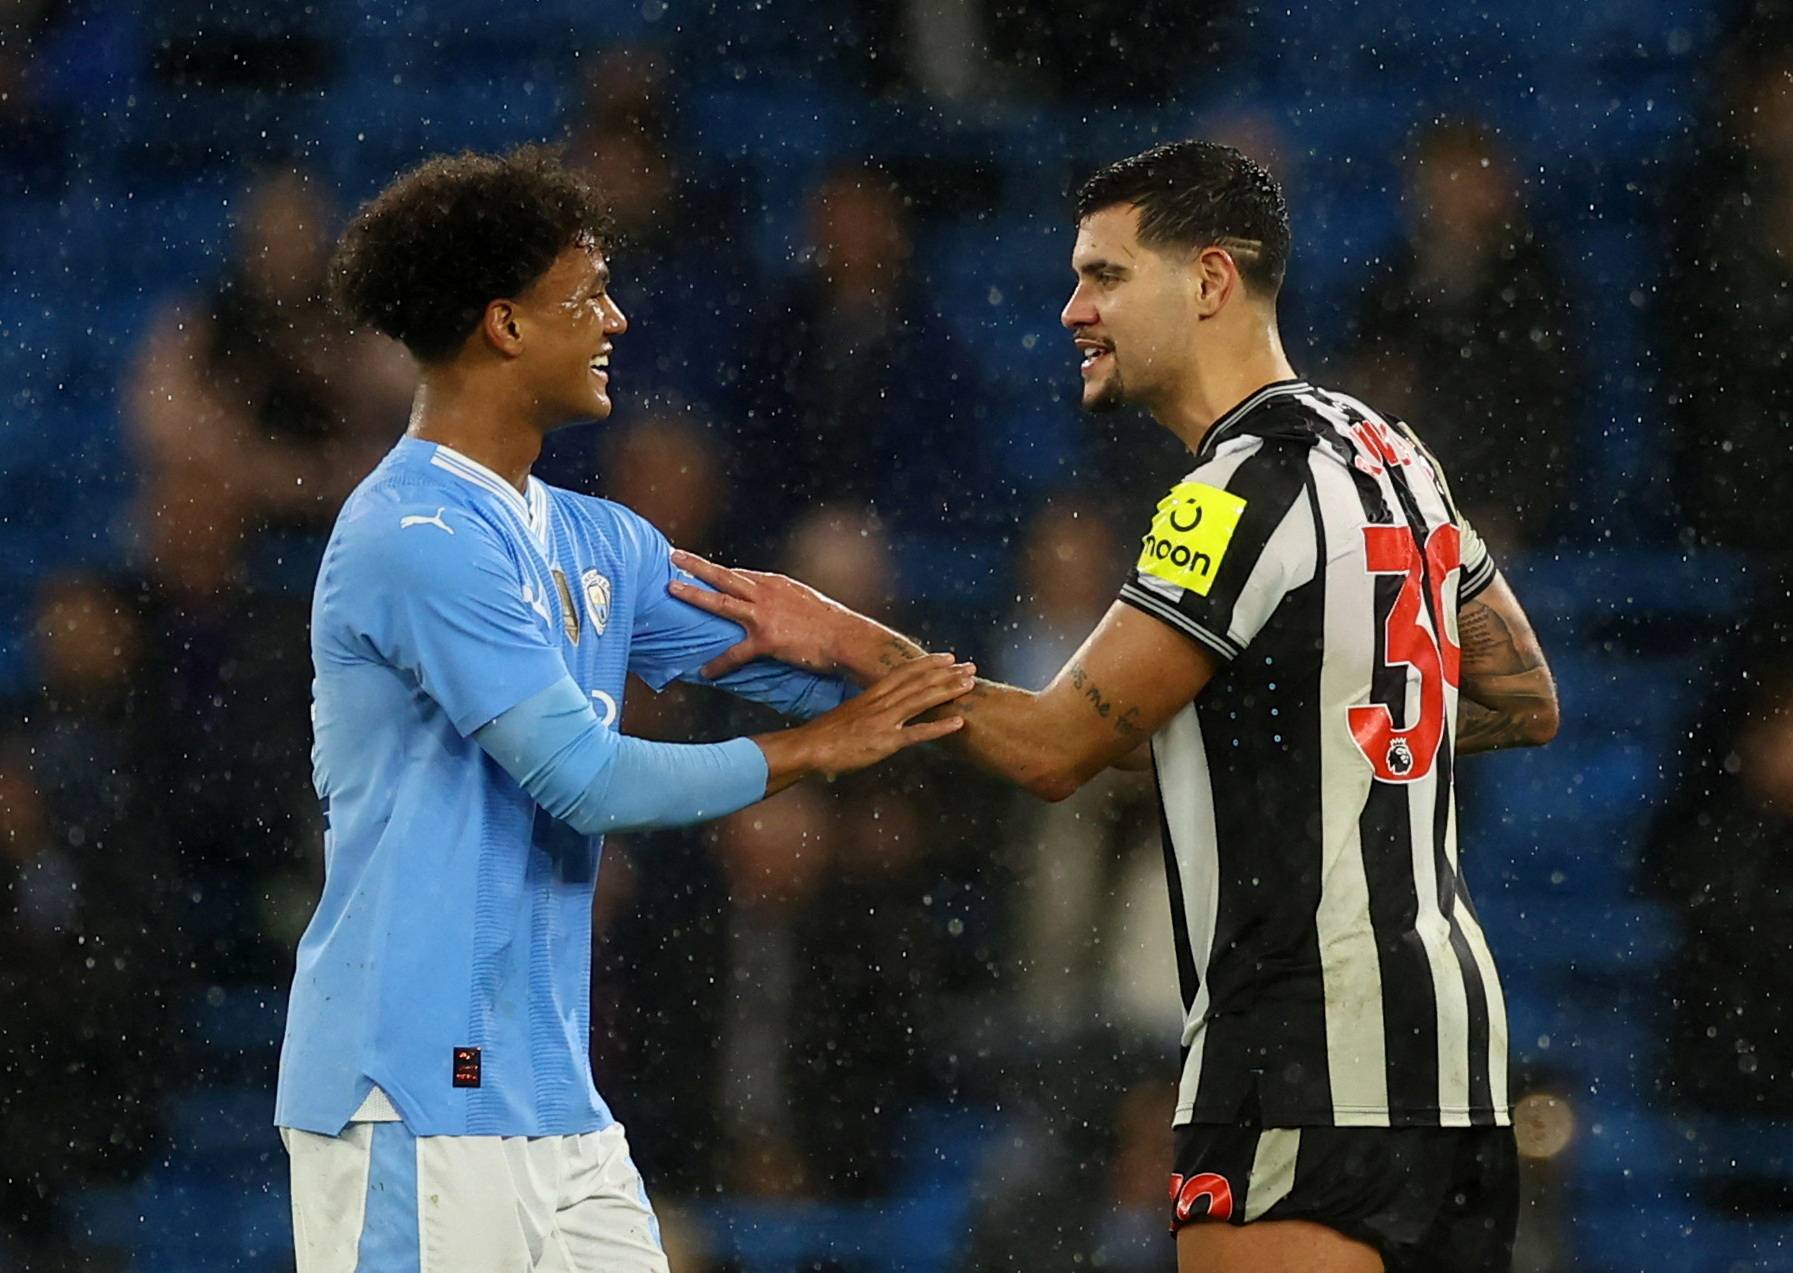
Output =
[{"x1": 1349, "y1": 523, "x2": 1462, "y2": 782}]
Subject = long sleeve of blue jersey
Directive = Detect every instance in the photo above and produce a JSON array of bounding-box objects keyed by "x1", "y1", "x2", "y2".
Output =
[{"x1": 474, "y1": 675, "x2": 768, "y2": 835}]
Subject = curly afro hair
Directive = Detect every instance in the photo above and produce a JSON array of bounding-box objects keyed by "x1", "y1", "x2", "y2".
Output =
[{"x1": 330, "y1": 145, "x2": 610, "y2": 364}]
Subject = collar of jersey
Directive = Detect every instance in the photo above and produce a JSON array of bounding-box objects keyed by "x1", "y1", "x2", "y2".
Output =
[
  {"x1": 1195, "y1": 378, "x2": 1312, "y2": 461},
  {"x1": 425, "y1": 442, "x2": 551, "y2": 550}
]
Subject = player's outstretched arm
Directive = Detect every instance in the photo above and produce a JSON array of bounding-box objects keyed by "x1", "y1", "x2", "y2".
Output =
[
  {"x1": 476, "y1": 659, "x2": 970, "y2": 835},
  {"x1": 667, "y1": 550, "x2": 1213, "y2": 800},
  {"x1": 754, "y1": 653, "x2": 973, "y2": 795},
  {"x1": 1456, "y1": 572, "x2": 1559, "y2": 756}
]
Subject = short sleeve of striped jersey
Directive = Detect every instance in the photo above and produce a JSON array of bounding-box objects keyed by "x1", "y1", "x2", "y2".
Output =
[
  {"x1": 1457, "y1": 514, "x2": 1497, "y2": 603},
  {"x1": 1118, "y1": 440, "x2": 1317, "y2": 662}
]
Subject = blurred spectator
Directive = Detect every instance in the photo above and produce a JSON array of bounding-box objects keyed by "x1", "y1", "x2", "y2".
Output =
[
  {"x1": 1342, "y1": 119, "x2": 1580, "y2": 554},
  {"x1": 1662, "y1": 43, "x2": 1793, "y2": 556},
  {"x1": 989, "y1": 503, "x2": 1175, "y2": 1040},
  {"x1": 728, "y1": 164, "x2": 1001, "y2": 560},
  {"x1": 839, "y1": 0, "x2": 1227, "y2": 105},
  {"x1": 712, "y1": 781, "x2": 938, "y2": 1200},
  {"x1": 1648, "y1": 586, "x2": 1793, "y2": 1116},
  {"x1": 993, "y1": 500, "x2": 1122, "y2": 689},
  {"x1": 599, "y1": 408, "x2": 733, "y2": 557},
  {"x1": 781, "y1": 504, "x2": 902, "y2": 618},
  {"x1": 126, "y1": 167, "x2": 410, "y2": 540},
  {"x1": 0, "y1": 720, "x2": 167, "y2": 1266},
  {"x1": 24, "y1": 572, "x2": 155, "y2": 866},
  {"x1": 120, "y1": 472, "x2": 318, "y2": 981},
  {"x1": 556, "y1": 46, "x2": 751, "y2": 423}
]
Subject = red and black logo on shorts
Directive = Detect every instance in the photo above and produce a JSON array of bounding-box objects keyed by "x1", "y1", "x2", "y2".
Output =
[
  {"x1": 1169, "y1": 1171, "x2": 1235, "y2": 1223},
  {"x1": 452, "y1": 1047, "x2": 482, "y2": 1088}
]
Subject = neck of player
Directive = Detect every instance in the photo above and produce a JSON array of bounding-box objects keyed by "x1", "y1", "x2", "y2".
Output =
[
  {"x1": 1153, "y1": 314, "x2": 1297, "y2": 455},
  {"x1": 405, "y1": 370, "x2": 544, "y2": 495}
]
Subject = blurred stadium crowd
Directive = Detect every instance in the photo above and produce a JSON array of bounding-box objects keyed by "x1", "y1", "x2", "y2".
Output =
[{"x1": 3, "y1": 0, "x2": 1793, "y2": 1269}]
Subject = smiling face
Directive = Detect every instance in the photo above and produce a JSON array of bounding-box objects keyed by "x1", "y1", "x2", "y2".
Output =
[
  {"x1": 510, "y1": 240, "x2": 629, "y2": 425},
  {"x1": 1060, "y1": 204, "x2": 1203, "y2": 415}
]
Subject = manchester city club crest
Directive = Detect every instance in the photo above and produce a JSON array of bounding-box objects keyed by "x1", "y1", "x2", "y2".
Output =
[{"x1": 582, "y1": 569, "x2": 612, "y2": 636}]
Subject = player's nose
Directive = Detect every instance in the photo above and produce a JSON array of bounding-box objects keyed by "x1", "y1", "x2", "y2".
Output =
[
  {"x1": 1060, "y1": 287, "x2": 1095, "y2": 330},
  {"x1": 603, "y1": 295, "x2": 628, "y2": 335}
]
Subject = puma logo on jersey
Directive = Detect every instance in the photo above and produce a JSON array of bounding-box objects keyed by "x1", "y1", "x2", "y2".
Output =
[{"x1": 400, "y1": 508, "x2": 455, "y2": 535}]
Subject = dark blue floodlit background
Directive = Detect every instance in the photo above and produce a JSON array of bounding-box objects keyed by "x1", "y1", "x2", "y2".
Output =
[{"x1": 3, "y1": 1, "x2": 1791, "y2": 1270}]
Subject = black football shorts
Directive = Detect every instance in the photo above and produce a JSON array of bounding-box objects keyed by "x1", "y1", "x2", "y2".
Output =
[{"x1": 1168, "y1": 1121, "x2": 1518, "y2": 1273}]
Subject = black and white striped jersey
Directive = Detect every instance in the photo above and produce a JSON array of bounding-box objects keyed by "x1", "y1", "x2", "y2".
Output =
[{"x1": 1117, "y1": 379, "x2": 1508, "y2": 1131}]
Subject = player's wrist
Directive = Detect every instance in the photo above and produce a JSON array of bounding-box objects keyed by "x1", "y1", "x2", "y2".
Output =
[
  {"x1": 828, "y1": 613, "x2": 907, "y2": 683},
  {"x1": 750, "y1": 723, "x2": 829, "y2": 792}
]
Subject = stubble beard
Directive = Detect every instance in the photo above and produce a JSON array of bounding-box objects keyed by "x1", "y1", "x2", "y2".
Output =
[{"x1": 1082, "y1": 364, "x2": 1126, "y2": 414}]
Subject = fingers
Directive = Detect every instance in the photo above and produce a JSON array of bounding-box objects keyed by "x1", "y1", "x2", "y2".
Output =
[
  {"x1": 897, "y1": 716, "x2": 965, "y2": 746},
  {"x1": 861, "y1": 651, "x2": 956, "y2": 699},
  {"x1": 699, "y1": 643, "x2": 760, "y2": 681},
  {"x1": 880, "y1": 662, "x2": 976, "y2": 721},
  {"x1": 668, "y1": 578, "x2": 753, "y2": 623},
  {"x1": 671, "y1": 548, "x2": 753, "y2": 597}
]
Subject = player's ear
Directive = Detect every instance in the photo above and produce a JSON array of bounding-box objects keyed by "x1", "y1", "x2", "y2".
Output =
[
  {"x1": 482, "y1": 300, "x2": 526, "y2": 357},
  {"x1": 1190, "y1": 245, "x2": 1237, "y2": 317}
]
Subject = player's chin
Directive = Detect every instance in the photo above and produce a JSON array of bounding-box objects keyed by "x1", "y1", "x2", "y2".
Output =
[{"x1": 1079, "y1": 375, "x2": 1124, "y2": 414}]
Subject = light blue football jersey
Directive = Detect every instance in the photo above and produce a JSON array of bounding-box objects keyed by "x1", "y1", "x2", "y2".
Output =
[{"x1": 275, "y1": 438, "x2": 846, "y2": 1137}]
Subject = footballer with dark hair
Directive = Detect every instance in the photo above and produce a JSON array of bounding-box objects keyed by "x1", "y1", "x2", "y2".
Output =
[
  {"x1": 273, "y1": 147, "x2": 973, "y2": 1272},
  {"x1": 674, "y1": 140, "x2": 1559, "y2": 1272}
]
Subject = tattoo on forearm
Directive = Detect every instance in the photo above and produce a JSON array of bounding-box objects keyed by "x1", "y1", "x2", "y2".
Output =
[
  {"x1": 1458, "y1": 600, "x2": 1540, "y2": 676},
  {"x1": 1069, "y1": 663, "x2": 1145, "y2": 741},
  {"x1": 876, "y1": 635, "x2": 927, "y2": 673},
  {"x1": 1456, "y1": 674, "x2": 1557, "y2": 755},
  {"x1": 1456, "y1": 700, "x2": 1522, "y2": 755}
]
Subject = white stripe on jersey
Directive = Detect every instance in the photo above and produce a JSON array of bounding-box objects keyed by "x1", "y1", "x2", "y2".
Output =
[
  {"x1": 1160, "y1": 704, "x2": 1222, "y2": 1120},
  {"x1": 1408, "y1": 750, "x2": 1474, "y2": 1123},
  {"x1": 1449, "y1": 788, "x2": 1511, "y2": 1115},
  {"x1": 1311, "y1": 456, "x2": 1393, "y2": 1124}
]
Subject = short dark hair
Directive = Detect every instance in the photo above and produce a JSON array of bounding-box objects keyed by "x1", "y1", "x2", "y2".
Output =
[
  {"x1": 331, "y1": 145, "x2": 610, "y2": 364},
  {"x1": 1074, "y1": 141, "x2": 1291, "y2": 297}
]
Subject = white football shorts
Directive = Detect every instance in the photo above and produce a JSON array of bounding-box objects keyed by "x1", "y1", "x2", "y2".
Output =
[{"x1": 281, "y1": 1112, "x2": 669, "y2": 1273}]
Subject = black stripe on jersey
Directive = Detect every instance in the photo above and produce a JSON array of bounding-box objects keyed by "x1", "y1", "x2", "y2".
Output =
[
  {"x1": 1359, "y1": 567, "x2": 1445, "y2": 1113},
  {"x1": 1432, "y1": 737, "x2": 1497, "y2": 1124},
  {"x1": 1158, "y1": 795, "x2": 1202, "y2": 1019},
  {"x1": 1189, "y1": 462, "x2": 1332, "y2": 1124},
  {"x1": 1199, "y1": 438, "x2": 1314, "y2": 615}
]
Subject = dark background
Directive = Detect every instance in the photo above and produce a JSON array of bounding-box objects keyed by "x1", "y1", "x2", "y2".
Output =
[{"x1": 3, "y1": 0, "x2": 1793, "y2": 1269}]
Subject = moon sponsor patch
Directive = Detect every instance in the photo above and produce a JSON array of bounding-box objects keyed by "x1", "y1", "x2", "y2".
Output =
[{"x1": 1136, "y1": 481, "x2": 1248, "y2": 597}]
